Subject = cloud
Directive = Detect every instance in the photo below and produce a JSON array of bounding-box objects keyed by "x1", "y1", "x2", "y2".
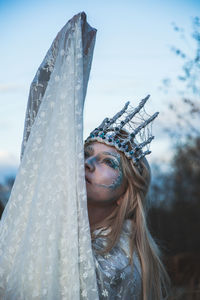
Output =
[
  {"x1": 0, "y1": 83, "x2": 25, "y2": 93},
  {"x1": 0, "y1": 151, "x2": 19, "y2": 166}
]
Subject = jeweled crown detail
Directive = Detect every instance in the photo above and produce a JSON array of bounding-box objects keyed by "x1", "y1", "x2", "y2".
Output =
[{"x1": 85, "y1": 95, "x2": 159, "y2": 165}]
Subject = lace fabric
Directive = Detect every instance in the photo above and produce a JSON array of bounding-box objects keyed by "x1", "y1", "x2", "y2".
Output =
[
  {"x1": 0, "y1": 12, "x2": 98, "y2": 300},
  {"x1": 92, "y1": 220, "x2": 142, "y2": 300}
]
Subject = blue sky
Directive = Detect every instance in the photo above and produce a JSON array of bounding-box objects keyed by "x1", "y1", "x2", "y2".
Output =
[{"x1": 0, "y1": 0, "x2": 199, "y2": 182}]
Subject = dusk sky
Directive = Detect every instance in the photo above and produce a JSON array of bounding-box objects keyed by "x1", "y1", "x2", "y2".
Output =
[{"x1": 0, "y1": 0, "x2": 199, "y2": 182}]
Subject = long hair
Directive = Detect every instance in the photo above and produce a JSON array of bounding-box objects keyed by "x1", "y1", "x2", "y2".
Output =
[{"x1": 85, "y1": 132, "x2": 170, "y2": 300}]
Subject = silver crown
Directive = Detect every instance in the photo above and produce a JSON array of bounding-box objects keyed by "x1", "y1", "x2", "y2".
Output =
[{"x1": 85, "y1": 95, "x2": 159, "y2": 165}]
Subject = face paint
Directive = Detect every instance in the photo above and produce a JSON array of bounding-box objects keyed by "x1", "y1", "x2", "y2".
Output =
[
  {"x1": 85, "y1": 142, "x2": 127, "y2": 204},
  {"x1": 102, "y1": 152, "x2": 120, "y2": 169},
  {"x1": 95, "y1": 152, "x2": 124, "y2": 190},
  {"x1": 97, "y1": 170, "x2": 123, "y2": 190}
]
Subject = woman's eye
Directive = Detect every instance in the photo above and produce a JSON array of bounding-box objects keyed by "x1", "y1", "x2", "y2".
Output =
[
  {"x1": 84, "y1": 151, "x2": 90, "y2": 158},
  {"x1": 103, "y1": 158, "x2": 118, "y2": 169}
]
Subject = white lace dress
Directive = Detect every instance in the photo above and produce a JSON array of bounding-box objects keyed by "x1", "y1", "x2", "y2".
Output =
[
  {"x1": 0, "y1": 12, "x2": 98, "y2": 300},
  {"x1": 93, "y1": 220, "x2": 142, "y2": 300}
]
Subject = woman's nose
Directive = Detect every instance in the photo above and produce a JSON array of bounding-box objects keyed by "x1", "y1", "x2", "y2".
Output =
[{"x1": 85, "y1": 157, "x2": 95, "y2": 172}]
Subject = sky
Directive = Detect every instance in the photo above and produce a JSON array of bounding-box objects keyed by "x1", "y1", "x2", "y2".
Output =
[{"x1": 0, "y1": 0, "x2": 199, "y2": 182}]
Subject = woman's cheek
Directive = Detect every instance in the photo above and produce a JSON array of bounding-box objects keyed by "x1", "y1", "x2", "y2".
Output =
[{"x1": 98, "y1": 166, "x2": 117, "y2": 185}]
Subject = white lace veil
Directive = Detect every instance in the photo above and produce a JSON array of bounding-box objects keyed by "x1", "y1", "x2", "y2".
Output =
[{"x1": 0, "y1": 12, "x2": 99, "y2": 300}]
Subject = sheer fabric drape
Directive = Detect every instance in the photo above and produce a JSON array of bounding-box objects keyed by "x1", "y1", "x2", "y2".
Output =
[{"x1": 0, "y1": 12, "x2": 99, "y2": 300}]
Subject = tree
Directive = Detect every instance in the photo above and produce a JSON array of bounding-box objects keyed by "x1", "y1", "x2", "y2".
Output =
[
  {"x1": 161, "y1": 17, "x2": 200, "y2": 142},
  {"x1": 148, "y1": 21, "x2": 200, "y2": 296}
]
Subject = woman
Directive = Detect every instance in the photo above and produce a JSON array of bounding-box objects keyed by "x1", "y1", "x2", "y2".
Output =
[{"x1": 84, "y1": 110, "x2": 170, "y2": 299}]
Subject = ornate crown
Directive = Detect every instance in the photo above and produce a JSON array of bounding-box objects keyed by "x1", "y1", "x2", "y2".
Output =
[{"x1": 85, "y1": 95, "x2": 159, "y2": 165}]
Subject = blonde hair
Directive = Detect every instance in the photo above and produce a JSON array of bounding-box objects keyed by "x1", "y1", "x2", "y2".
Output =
[{"x1": 86, "y1": 136, "x2": 170, "y2": 300}]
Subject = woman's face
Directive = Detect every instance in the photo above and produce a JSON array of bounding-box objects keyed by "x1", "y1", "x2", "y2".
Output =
[{"x1": 84, "y1": 142, "x2": 127, "y2": 205}]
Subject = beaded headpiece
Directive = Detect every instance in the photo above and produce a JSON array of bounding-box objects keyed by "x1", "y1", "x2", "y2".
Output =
[{"x1": 85, "y1": 95, "x2": 159, "y2": 165}]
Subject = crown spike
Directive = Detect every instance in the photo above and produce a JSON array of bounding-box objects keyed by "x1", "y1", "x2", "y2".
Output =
[
  {"x1": 89, "y1": 117, "x2": 109, "y2": 137},
  {"x1": 135, "y1": 150, "x2": 151, "y2": 163},
  {"x1": 119, "y1": 95, "x2": 150, "y2": 130},
  {"x1": 133, "y1": 136, "x2": 154, "y2": 152},
  {"x1": 131, "y1": 112, "x2": 159, "y2": 138},
  {"x1": 104, "y1": 101, "x2": 130, "y2": 130}
]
